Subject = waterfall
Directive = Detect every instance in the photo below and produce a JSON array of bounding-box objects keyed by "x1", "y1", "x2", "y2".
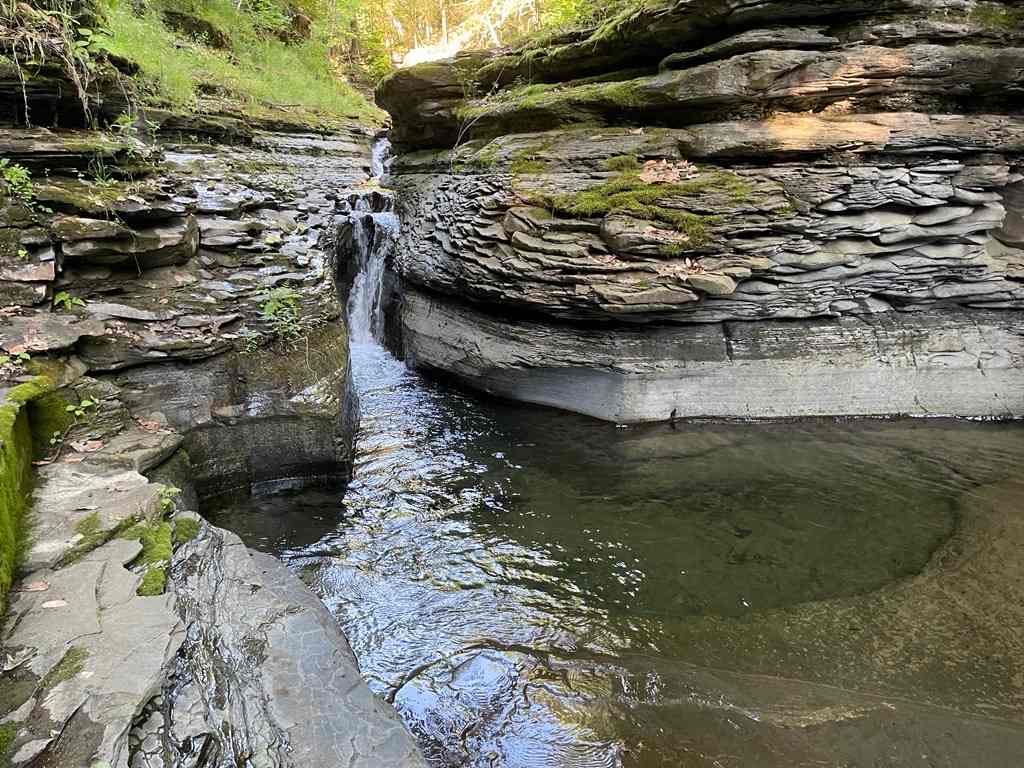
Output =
[
  {"x1": 370, "y1": 136, "x2": 391, "y2": 180},
  {"x1": 347, "y1": 137, "x2": 398, "y2": 345}
]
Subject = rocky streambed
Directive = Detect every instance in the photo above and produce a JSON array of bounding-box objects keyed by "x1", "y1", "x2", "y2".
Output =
[{"x1": 4, "y1": 1, "x2": 1024, "y2": 767}]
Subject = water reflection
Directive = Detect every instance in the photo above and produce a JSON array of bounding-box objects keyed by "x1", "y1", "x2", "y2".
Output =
[{"x1": 209, "y1": 342, "x2": 1024, "y2": 766}]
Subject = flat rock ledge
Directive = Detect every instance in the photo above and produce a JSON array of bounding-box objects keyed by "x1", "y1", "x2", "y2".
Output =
[
  {"x1": 1, "y1": 420, "x2": 424, "y2": 768},
  {"x1": 400, "y1": 289, "x2": 1024, "y2": 422}
]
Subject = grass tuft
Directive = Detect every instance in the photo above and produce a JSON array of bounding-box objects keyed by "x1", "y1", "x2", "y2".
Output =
[{"x1": 97, "y1": 0, "x2": 380, "y2": 123}]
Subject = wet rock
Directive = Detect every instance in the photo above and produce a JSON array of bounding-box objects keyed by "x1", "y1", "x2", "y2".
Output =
[{"x1": 163, "y1": 525, "x2": 426, "y2": 768}]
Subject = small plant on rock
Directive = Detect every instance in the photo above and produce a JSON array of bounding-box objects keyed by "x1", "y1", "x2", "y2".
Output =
[
  {"x1": 53, "y1": 290, "x2": 87, "y2": 312},
  {"x1": 42, "y1": 395, "x2": 99, "y2": 463},
  {"x1": 0, "y1": 350, "x2": 31, "y2": 367},
  {"x1": 260, "y1": 286, "x2": 302, "y2": 341},
  {"x1": 87, "y1": 154, "x2": 117, "y2": 188},
  {"x1": 64, "y1": 397, "x2": 97, "y2": 422},
  {"x1": 0, "y1": 158, "x2": 35, "y2": 204}
]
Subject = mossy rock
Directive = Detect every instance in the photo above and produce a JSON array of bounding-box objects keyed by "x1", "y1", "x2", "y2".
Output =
[
  {"x1": 27, "y1": 390, "x2": 75, "y2": 460},
  {"x1": 39, "y1": 646, "x2": 89, "y2": 692},
  {"x1": 0, "y1": 376, "x2": 55, "y2": 614},
  {"x1": 173, "y1": 517, "x2": 201, "y2": 547},
  {"x1": 527, "y1": 165, "x2": 751, "y2": 249}
]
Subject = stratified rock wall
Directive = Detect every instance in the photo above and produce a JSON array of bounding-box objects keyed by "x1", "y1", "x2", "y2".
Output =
[
  {"x1": 1, "y1": 106, "x2": 424, "y2": 765},
  {"x1": 377, "y1": 0, "x2": 1024, "y2": 421}
]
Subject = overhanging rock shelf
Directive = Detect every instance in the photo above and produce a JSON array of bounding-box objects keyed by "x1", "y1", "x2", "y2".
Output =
[{"x1": 375, "y1": 0, "x2": 1024, "y2": 422}]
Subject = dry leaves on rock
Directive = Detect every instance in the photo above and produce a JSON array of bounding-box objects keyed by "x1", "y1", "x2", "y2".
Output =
[
  {"x1": 640, "y1": 159, "x2": 698, "y2": 184},
  {"x1": 71, "y1": 439, "x2": 105, "y2": 453}
]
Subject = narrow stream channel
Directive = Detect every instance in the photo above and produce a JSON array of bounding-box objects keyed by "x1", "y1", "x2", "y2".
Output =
[{"x1": 208, "y1": 142, "x2": 1024, "y2": 767}]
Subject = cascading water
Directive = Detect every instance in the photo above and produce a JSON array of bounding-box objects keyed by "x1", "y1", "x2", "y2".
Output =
[
  {"x1": 346, "y1": 137, "x2": 399, "y2": 344},
  {"x1": 209, "y1": 133, "x2": 1024, "y2": 767}
]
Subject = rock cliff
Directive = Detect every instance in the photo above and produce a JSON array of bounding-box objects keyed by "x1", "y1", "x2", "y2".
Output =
[
  {"x1": 376, "y1": 0, "x2": 1024, "y2": 421},
  {"x1": 1, "y1": 90, "x2": 423, "y2": 768}
]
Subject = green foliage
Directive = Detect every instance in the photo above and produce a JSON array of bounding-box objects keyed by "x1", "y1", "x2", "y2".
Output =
[
  {"x1": 53, "y1": 291, "x2": 87, "y2": 311},
  {"x1": 0, "y1": 722, "x2": 16, "y2": 766},
  {"x1": 159, "y1": 485, "x2": 181, "y2": 513},
  {"x1": 260, "y1": 286, "x2": 302, "y2": 340},
  {"x1": 603, "y1": 154, "x2": 641, "y2": 172},
  {"x1": 0, "y1": 159, "x2": 35, "y2": 204},
  {"x1": 537, "y1": 0, "x2": 637, "y2": 30},
  {"x1": 95, "y1": 0, "x2": 380, "y2": 122},
  {"x1": 0, "y1": 351, "x2": 32, "y2": 368},
  {"x1": 64, "y1": 397, "x2": 97, "y2": 421},
  {"x1": 969, "y1": 2, "x2": 1024, "y2": 29}
]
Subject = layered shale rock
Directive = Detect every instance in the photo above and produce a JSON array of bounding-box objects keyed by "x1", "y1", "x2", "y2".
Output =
[
  {"x1": 1, "y1": 110, "x2": 423, "y2": 764},
  {"x1": 376, "y1": 0, "x2": 1024, "y2": 421}
]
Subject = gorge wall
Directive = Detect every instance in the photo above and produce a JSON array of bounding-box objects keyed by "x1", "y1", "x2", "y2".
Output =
[
  {"x1": 0, "y1": 66, "x2": 423, "y2": 766},
  {"x1": 377, "y1": 0, "x2": 1024, "y2": 422}
]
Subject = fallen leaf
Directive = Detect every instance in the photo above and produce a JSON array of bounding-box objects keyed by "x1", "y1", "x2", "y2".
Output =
[
  {"x1": 21, "y1": 581, "x2": 50, "y2": 592},
  {"x1": 41, "y1": 600, "x2": 68, "y2": 609},
  {"x1": 71, "y1": 440, "x2": 105, "y2": 453}
]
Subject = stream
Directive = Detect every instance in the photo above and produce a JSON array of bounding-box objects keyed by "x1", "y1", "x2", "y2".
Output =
[{"x1": 207, "y1": 142, "x2": 1024, "y2": 767}]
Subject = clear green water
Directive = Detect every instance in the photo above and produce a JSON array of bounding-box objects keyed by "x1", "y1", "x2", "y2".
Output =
[{"x1": 209, "y1": 344, "x2": 1024, "y2": 767}]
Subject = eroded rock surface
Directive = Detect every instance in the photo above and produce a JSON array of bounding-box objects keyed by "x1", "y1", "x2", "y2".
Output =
[
  {"x1": 2, "y1": 110, "x2": 422, "y2": 765},
  {"x1": 375, "y1": 0, "x2": 1024, "y2": 421}
]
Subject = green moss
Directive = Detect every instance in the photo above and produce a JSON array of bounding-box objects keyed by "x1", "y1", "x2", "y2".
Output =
[
  {"x1": 27, "y1": 391, "x2": 74, "y2": 460},
  {"x1": 0, "y1": 377, "x2": 53, "y2": 615},
  {"x1": 173, "y1": 517, "x2": 201, "y2": 547},
  {"x1": 119, "y1": 520, "x2": 173, "y2": 566},
  {"x1": 532, "y1": 166, "x2": 747, "y2": 247},
  {"x1": 458, "y1": 75, "x2": 648, "y2": 125},
  {"x1": 658, "y1": 241, "x2": 689, "y2": 257},
  {"x1": 473, "y1": 142, "x2": 501, "y2": 169},
  {"x1": 604, "y1": 154, "x2": 641, "y2": 172},
  {"x1": 0, "y1": 722, "x2": 16, "y2": 767},
  {"x1": 119, "y1": 518, "x2": 173, "y2": 596},
  {"x1": 0, "y1": 679, "x2": 34, "y2": 719},
  {"x1": 510, "y1": 157, "x2": 547, "y2": 175},
  {"x1": 74, "y1": 512, "x2": 101, "y2": 538},
  {"x1": 136, "y1": 568, "x2": 167, "y2": 596},
  {"x1": 60, "y1": 512, "x2": 139, "y2": 566},
  {"x1": 39, "y1": 646, "x2": 88, "y2": 692}
]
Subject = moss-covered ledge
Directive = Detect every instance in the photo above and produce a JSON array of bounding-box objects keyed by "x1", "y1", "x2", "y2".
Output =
[{"x1": 0, "y1": 376, "x2": 55, "y2": 614}]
